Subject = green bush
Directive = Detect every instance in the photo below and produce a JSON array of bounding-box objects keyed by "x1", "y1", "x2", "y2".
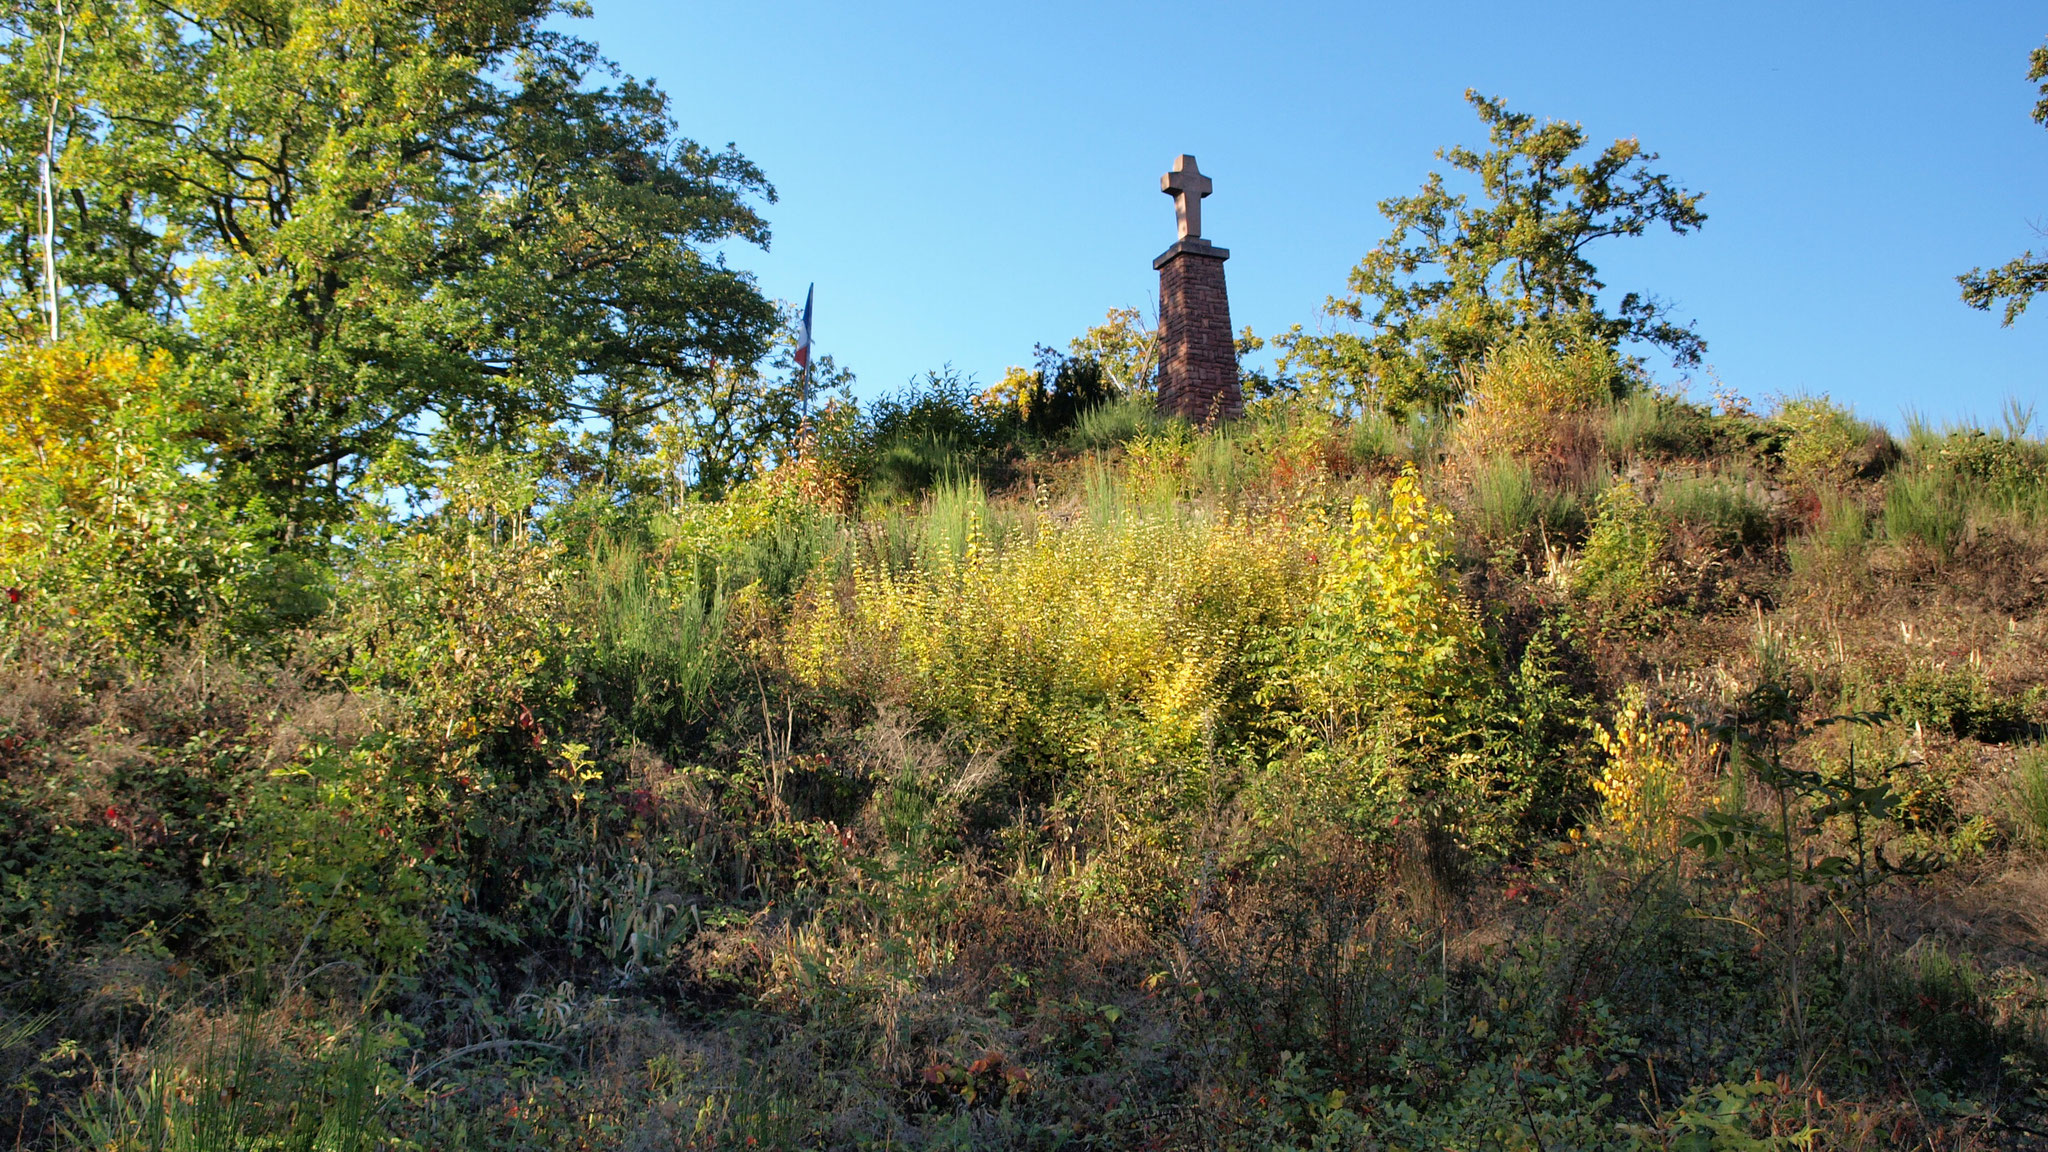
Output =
[
  {"x1": 1880, "y1": 662, "x2": 2028, "y2": 742},
  {"x1": 1576, "y1": 482, "x2": 1668, "y2": 608},
  {"x1": 1777, "y1": 394, "x2": 1890, "y2": 488}
]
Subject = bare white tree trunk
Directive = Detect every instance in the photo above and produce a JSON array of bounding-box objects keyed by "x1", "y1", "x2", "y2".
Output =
[{"x1": 39, "y1": 0, "x2": 68, "y2": 343}]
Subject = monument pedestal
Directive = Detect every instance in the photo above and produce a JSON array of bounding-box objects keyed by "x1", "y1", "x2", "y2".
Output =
[{"x1": 1154, "y1": 238, "x2": 1241, "y2": 424}]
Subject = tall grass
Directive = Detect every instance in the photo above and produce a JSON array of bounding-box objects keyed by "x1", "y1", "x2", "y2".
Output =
[
  {"x1": 582, "y1": 536, "x2": 726, "y2": 736},
  {"x1": 1349, "y1": 410, "x2": 1403, "y2": 466},
  {"x1": 1081, "y1": 447, "x2": 1184, "y2": 526},
  {"x1": 1065, "y1": 394, "x2": 1163, "y2": 450},
  {"x1": 2009, "y1": 746, "x2": 2048, "y2": 849},
  {"x1": 1886, "y1": 412, "x2": 2048, "y2": 556},
  {"x1": 71, "y1": 1013, "x2": 386, "y2": 1152},
  {"x1": 856, "y1": 476, "x2": 1025, "y2": 576},
  {"x1": 1470, "y1": 456, "x2": 1579, "y2": 547},
  {"x1": 1658, "y1": 471, "x2": 1771, "y2": 548},
  {"x1": 1792, "y1": 491, "x2": 1871, "y2": 581},
  {"x1": 1883, "y1": 466, "x2": 1968, "y2": 558}
]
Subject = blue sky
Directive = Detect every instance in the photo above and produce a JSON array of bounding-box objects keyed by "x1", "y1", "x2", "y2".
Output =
[{"x1": 568, "y1": 1, "x2": 2047, "y2": 428}]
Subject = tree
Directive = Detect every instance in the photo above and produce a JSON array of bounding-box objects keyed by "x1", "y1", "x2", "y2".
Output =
[
  {"x1": 0, "y1": 0, "x2": 779, "y2": 535},
  {"x1": 1958, "y1": 39, "x2": 2048, "y2": 325},
  {"x1": 1068, "y1": 306, "x2": 1159, "y2": 397},
  {"x1": 1279, "y1": 91, "x2": 1706, "y2": 416}
]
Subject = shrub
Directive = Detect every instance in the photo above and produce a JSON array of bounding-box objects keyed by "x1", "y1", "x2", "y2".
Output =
[
  {"x1": 789, "y1": 493, "x2": 1317, "y2": 919},
  {"x1": 661, "y1": 476, "x2": 835, "y2": 602},
  {"x1": 1879, "y1": 661, "x2": 2027, "y2": 742},
  {"x1": 1456, "y1": 335, "x2": 1619, "y2": 479},
  {"x1": 1576, "y1": 482, "x2": 1668, "y2": 608},
  {"x1": 1776, "y1": 394, "x2": 1891, "y2": 488},
  {"x1": 1929, "y1": 426, "x2": 2048, "y2": 531},
  {"x1": 1592, "y1": 685, "x2": 1694, "y2": 858},
  {"x1": 1265, "y1": 470, "x2": 1509, "y2": 846},
  {"x1": 0, "y1": 343, "x2": 309, "y2": 655},
  {"x1": 974, "y1": 352, "x2": 1110, "y2": 439}
]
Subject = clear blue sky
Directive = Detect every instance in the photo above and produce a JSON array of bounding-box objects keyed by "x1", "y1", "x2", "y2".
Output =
[{"x1": 567, "y1": 1, "x2": 2046, "y2": 428}]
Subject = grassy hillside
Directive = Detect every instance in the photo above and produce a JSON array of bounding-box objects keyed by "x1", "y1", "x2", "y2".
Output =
[{"x1": 5, "y1": 361, "x2": 2048, "y2": 1149}]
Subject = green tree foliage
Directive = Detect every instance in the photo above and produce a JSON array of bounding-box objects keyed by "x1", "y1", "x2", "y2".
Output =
[
  {"x1": 1067, "y1": 306, "x2": 1159, "y2": 397},
  {"x1": 1958, "y1": 38, "x2": 2048, "y2": 324},
  {"x1": 1279, "y1": 91, "x2": 1706, "y2": 416},
  {"x1": 0, "y1": 0, "x2": 778, "y2": 533}
]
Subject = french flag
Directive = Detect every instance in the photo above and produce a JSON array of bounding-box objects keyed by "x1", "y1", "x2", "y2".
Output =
[{"x1": 794, "y1": 283, "x2": 814, "y2": 372}]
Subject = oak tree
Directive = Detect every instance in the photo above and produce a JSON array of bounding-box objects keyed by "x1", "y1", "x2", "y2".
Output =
[
  {"x1": 1, "y1": 0, "x2": 779, "y2": 534},
  {"x1": 1280, "y1": 92, "x2": 1707, "y2": 416},
  {"x1": 1958, "y1": 39, "x2": 2048, "y2": 325}
]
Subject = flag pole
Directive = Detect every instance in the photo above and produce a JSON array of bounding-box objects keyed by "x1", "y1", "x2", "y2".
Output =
[{"x1": 794, "y1": 283, "x2": 814, "y2": 461}]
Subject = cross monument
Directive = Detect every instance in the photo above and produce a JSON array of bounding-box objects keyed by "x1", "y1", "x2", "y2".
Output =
[
  {"x1": 1152, "y1": 154, "x2": 1242, "y2": 424},
  {"x1": 1162, "y1": 154, "x2": 1213, "y2": 241}
]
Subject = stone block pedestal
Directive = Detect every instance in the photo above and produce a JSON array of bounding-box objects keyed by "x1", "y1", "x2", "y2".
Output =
[{"x1": 1154, "y1": 238, "x2": 1242, "y2": 424}]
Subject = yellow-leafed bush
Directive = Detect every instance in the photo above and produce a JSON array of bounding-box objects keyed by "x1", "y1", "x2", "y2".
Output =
[
  {"x1": 0, "y1": 343, "x2": 170, "y2": 569},
  {"x1": 795, "y1": 506, "x2": 1314, "y2": 780},
  {"x1": 0, "y1": 343, "x2": 290, "y2": 649},
  {"x1": 790, "y1": 502, "x2": 1318, "y2": 920},
  {"x1": 1263, "y1": 468, "x2": 1503, "y2": 842},
  {"x1": 1457, "y1": 335, "x2": 1619, "y2": 478},
  {"x1": 1576, "y1": 481, "x2": 1669, "y2": 609},
  {"x1": 1592, "y1": 685, "x2": 1695, "y2": 858}
]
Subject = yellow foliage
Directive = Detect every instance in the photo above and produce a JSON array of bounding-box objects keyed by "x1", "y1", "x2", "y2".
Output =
[
  {"x1": 0, "y1": 344, "x2": 169, "y2": 533},
  {"x1": 1122, "y1": 424, "x2": 1195, "y2": 500},
  {"x1": 0, "y1": 343, "x2": 184, "y2": 587},
  {"x1": 975, "y1": 365, "x2": 1042, "y2": 424},
  {"x1": 1296, "y1": 468, "x2": 1485, "y2": 729},
  {"x1": 797, "y1": 509, "x2": 1310, "y2": 760},
  {"x1": 1271, "y1": 468, "x2": 1499, "y2": 836},
  {"x1": 1457, "y1": 335, "x2": 1616, "y2": 474},
  {"x1": 1775, "y1": 394, "x2": 1867, "y2": 489},
  {"x1": 789, "y1": 504, "x2": 1318, "y2": 920},
  {"x1": 1591, "y1": 685, "x2": 1697, "y2": 858}
]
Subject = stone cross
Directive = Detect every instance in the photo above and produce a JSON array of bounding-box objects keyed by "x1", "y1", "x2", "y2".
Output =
[
  {"x1": 1161, "y1": 154, "x2": 1213, "y2": 242},
  {"x1": 1152, "y1": 154, "x2": 1241, "y2": 424}
]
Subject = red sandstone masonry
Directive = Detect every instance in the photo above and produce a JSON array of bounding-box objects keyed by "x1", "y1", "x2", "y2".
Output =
[{"x1": 1155, "y1": 238, "x2": 1242, "y2": 424}]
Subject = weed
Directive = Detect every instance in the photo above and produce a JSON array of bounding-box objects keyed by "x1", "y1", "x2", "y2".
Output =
[
  {"x1": 1883, "y1": 465, "x2": 1968, "y2": 558},
  {"x1": 1606, "y1": 388, "x2": 1717, "y2": 461}
]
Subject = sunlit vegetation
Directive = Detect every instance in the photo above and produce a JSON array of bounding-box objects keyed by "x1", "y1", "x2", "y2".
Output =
[{"x1": 6, "y1": 5, "x2": 2048, "y2": 1148}]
